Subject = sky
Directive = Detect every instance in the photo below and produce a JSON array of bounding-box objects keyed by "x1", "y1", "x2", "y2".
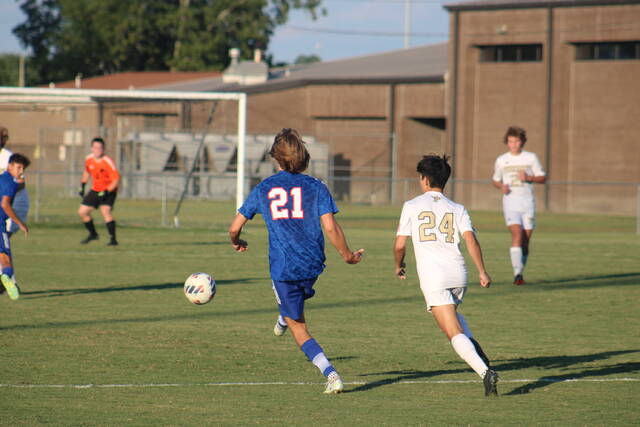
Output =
[{"x1": 0, "y1": 0, "x2": 452, "y2": 64}]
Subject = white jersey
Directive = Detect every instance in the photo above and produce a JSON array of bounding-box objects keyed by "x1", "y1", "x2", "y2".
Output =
[
  {"x1": 0, "y1": 148, "x2": 12, "y2": 172},
  {"x1": 396, "y1": 191, "x2": 474, "y2": 291},
  {"x1": 492, "y1": 150, "x2": 545, "y2": 209}
]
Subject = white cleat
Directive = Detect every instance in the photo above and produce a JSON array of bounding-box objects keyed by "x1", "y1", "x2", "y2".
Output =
[
  {"x1": 273, "y1": 320, "x2": 288, "y2": 336},
  {"x1": 323, "y1": 373, "x2": 344, "y2": 394}
]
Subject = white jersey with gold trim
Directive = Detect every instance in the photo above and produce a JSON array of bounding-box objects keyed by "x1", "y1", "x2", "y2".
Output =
[
  {"x1": 493, "y1": 150, "x2": 545, "y2": 210},
  {"x1": 396, "y1": 191, "x2": 474, "y2": 291}
]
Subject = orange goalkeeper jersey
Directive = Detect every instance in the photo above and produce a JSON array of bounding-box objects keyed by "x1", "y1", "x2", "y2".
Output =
[{"x1": 85, "y1": 155, "x2": 120, "y2": 192}]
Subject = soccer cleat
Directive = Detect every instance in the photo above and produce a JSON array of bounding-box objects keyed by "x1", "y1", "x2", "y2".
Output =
[
  {"x1": 513, "y1": 274, "x2": 525, "y2": 286},
  {"x1": 1, "y1": 274, "x2": 20, "y2": 301},
  {"x1": 483, "y1": 369, "x2": 499, "y2": 397},
  {"x1": 107, "y1": 238, "x2": 119, "y2": 246},
  {"x1": 323, "y1": 372, "x2": 344, "y2": 394},
  {"x1": 273, "y1": 320, "x2": 288, "y2": 336},
  {"x1": 80, "y1": 234, "x2": 99, "y2": 244}
]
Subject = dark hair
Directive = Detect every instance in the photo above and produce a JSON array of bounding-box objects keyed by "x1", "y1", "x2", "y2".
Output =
[
  {"x1": 503, "y1": 126, "x2": 527, "y2": 144},
  {"x1": 91, "y1": 137, "x2": 105, "y2": 146},
  {"x1": 8, "y1": 153, "x2": 31, "y2": 168},
  {"x1": 269, "y1": 128, "x2": 310, "y2": 174},
  {"x1": 416, "y1": 154, "x2": 451, "y2": 189}
]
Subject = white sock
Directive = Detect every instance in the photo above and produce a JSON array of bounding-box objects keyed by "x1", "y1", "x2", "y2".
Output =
[
  {"x1": 510, "y1": 247, "x2": 524, "y2": 275},
  {"x1": 311, "y1": 353, "x2": 332, "y2": 375},
  {"x1": 451, "y1": 333, "x2": 488, "y2": 378},
  {"x1": 456, "y1": 313, "x2": 473, "y2": 338},
  {"x1": 277, "y1": 315, "x2": 286, "y2": 327}
]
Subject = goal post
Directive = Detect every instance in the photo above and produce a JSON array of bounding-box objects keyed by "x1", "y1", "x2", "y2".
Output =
[{"x1": 0, "y1": 86, "x2": 248, "y2": 212}]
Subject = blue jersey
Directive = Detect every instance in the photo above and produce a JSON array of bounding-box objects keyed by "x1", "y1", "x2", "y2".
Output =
[
  {"x1": 239, "y1": 171, "x2": 338, "y2": 281},
  {"x1": 0, "y1": 171, "x2": 18, "y2": 224}
]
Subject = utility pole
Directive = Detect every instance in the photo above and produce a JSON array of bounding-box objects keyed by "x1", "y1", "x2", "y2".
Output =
[
  {"x1": 18, "y1": 55, "x2": 25, "y2": 87},
  {"x1": 404, "y1": 0, "x2": 412, "y2": 49}
]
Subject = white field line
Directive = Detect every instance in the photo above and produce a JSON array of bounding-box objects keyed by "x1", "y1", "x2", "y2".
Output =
[{"x1": 0, "y1": 378, "x2": 638, "y2": 389}]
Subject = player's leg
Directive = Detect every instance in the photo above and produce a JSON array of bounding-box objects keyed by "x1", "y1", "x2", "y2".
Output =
[
  {"x1": 0, "y1": 239, "x2": 19, "y2": 301},
  {"x1": 456, "y1": 311, "x2": 491, "y2": 367},
  {"x1": 78, "y1": 192, "x2": 99, "y2": 244},
  {"x1": 273, "y1": 279, "x2": 343, "y2": 393},
  {"x1": 99, "y1": 203, "x2": 118, "y2": 246},
  {"x1": 508, "y1": 224, "x2": 525, "y2": 285}
]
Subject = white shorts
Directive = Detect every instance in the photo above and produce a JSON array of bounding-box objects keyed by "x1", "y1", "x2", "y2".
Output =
[
  {"x1": 423, "y1": 287, "x2": 466, "y2": 312},
  {"x1": 503, "y1": 207, "x2": 535, "y2": 230}
]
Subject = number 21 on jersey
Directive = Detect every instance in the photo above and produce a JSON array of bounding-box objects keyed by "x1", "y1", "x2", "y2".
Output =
[{"x1": 269, "y1": 187, "x2": 304, "y2": 219}]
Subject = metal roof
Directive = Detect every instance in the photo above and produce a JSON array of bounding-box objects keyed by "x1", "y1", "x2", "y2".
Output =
[{"x1": 145, "y1": 42, "x2": 448, "y2": 94}]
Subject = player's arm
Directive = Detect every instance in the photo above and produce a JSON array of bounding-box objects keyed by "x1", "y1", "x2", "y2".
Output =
[
  {"x1": 518, "y1": 171, "x2": 546, "y2": 184},
  {"x1": 105, "y1": 159, "x2": 120, "y2": 193},
  {"x1": 320, "y1": 212, "x2": 364, "y2": 264},
  {"x1": 462, "y1": 230, "x2": 490, "y2": 288},
  {"x1": 79, "y1": 170, "x2": 89, "y2": 197},
  {"x1": 1, "y1": 195, "x2": 28, "y2": 236},
  {"x1": 393, "y1": 235, "x2": 408, "y2": 279},
  {"x1": 228, "y1": 212, "x2": 249, "y2": 252}
]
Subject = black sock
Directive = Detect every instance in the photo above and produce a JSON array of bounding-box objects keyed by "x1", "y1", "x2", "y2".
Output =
[
  {"x1": 84, "y1": 219, "x2": 97, "y2": 236},
  {"x1": 470, "y1": 337, "x2": 491, "y2": 368},
  {"x1": 106, "y1": 220, "x2": 116, "y2": 240}
]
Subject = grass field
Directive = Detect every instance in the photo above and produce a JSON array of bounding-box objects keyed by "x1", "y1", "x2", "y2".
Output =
[{"x1": 1, "y1": 199, "x2": 639, "y2": 425}]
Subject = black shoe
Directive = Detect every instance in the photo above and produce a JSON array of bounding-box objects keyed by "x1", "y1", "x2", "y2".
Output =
[
  {"x1": 513, "y1": 274, "x2": 525, "y2": 286},
  {"x1": 107, "y1": 238, "x2": 119, "y2": 246},
  {"x1": 470, "y1": 337, "x2": 491, "y2": 368},
  {"x1": 483, "y1": 369, "x2": 499, "y2": 397},
  {"x1": 81, "y1": 234, "x2": 99, "y2": 244}
]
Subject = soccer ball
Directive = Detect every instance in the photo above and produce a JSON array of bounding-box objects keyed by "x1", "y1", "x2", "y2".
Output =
[{"x1": 183, "y1": 273, "x2": 216, "y2": 305}]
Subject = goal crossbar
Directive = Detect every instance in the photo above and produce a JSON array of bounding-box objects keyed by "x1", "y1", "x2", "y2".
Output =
[{"x1": 0, "y1": 86, "x2": 248, "y2": 211}]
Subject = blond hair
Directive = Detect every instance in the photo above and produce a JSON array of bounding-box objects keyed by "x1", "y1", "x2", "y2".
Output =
[{"x1": 269, "y1": 128, "x2": 310, "y2": 173}]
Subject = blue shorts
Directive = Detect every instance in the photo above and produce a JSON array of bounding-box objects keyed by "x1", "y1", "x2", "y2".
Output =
[
  {"x1": 272, "y1": 278, "x2": 317, "y2": 320},
  {"x1": 0, "y1": 231, "x2": 11, "y2": 256}
]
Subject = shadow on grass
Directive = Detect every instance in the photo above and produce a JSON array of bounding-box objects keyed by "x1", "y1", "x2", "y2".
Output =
[
  {"x1": 487, "y1": 272, "x2": 640, "y2": 292},
  {"x1": 347, "y1": 350, "x2": 640, "y2": 394},
  {"x1": 494, "y1": 349, "x2": 640, "y2": 395},
  {"x1": 21, "y1": 277, "x2": 267, "y2": 299},
  {"x1": 0, "y1": 295, "x2": 416, "y2": 331},
  {"x1": 139, "y1": 241, "x2": 229, "y2": 247}
]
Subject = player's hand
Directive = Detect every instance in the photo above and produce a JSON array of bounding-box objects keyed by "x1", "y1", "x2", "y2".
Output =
[
  {"x1": 395, "y1": 263, "x2": 406, "y2": 280},
  {"x1": 231, "y1": 239, "x2": 248, "y2": 252},
  {"x1": 78, "y1": 183, "x2": 86, "y2": 198},
  {"x1": 517, "y1": 170, "x2": 528, "y2": 182},
  {"x1": 345, "y1": 248, "x2": 364, "y2": 264},
  {"x1": 19, "y1": 223, "x2": 29, "y2": 238},
  {"x1": 479, "y1": 271, "x2": 491, "y2": 288},
  {"x1": 501, "y1": 184, "x2": 510, "y2": 195}
]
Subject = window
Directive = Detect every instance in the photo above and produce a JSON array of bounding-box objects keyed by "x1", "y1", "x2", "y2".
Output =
[
  {"x1": 479, "y1": 44, "x2": 542, "y2": 62},
  {"x1": 574, "y1": 41, "x2": 640, "y2": 61}
]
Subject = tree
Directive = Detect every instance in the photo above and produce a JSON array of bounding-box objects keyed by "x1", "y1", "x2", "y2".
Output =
[
  {"x1": 0, "y1": 54, "x2": 37, "y2": 86},
  {"x1": 13, "y1": 0, "x2": 325, "y2": 85},
  {"x1": 294, "y1": 54, "x2": 321, "y2": 64}
]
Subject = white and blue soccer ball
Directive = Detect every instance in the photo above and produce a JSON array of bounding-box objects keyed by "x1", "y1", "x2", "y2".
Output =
[{"x1": 183, "y1": 273, "x2": 216, "y2": 305}]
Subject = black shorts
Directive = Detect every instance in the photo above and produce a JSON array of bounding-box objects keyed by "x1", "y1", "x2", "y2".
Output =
[{"x1": 82, "y1": 190, "x2": 117, "y2": 209}]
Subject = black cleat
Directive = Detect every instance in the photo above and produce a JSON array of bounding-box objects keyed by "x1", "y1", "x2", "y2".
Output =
[
  {"x1": 81, "y1": 234, "x2": 99, "y2": 244},
  {"x1": 483, "y1": 369, "x2": 499, "y2": 397},
  {"x1": 107, "y1": 238, "x2": 119, "y2": 246},
  {"x1": 470, "y1": 337, "x2": 491, "y2": 368},
  {"x1": 513, "y1": 274, "x2": 525, "y2": 286}
]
